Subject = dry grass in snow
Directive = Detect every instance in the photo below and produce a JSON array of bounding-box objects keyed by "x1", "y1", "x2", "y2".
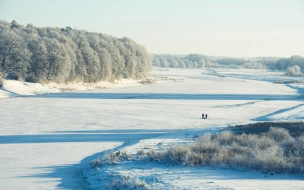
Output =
[
  {"x1": 91, "y1": 151, "x2": 134, "y2": 168},
  {"x1": 103, "y1": 173, "x2": 150, "y2": 190},
  {"x1": 146, "y1": 127, "x2": 304, "y2": 175},
  {"x1": 94, "y1": 126, "x2": 304, "y2": 176}
]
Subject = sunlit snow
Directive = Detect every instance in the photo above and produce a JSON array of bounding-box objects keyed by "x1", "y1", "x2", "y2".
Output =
[{"x1": 1, "y1": 67, "x2": 304, "y2": 189}]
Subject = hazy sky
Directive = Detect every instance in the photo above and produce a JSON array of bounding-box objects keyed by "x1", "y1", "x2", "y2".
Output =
[{"x1": 0, "y1": 0, "x2": 303, "y2": 57}]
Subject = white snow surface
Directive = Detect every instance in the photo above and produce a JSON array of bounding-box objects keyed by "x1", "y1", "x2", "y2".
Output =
[
  {"x1": 0, "y1": 79, "x2": 58, "y2": 98},
  {"x1": 0, "y1": 78, "x2": 141, "y2": 98},
  {"x1": 1, "y1": 67, "x2": 304, "y2": 189}
]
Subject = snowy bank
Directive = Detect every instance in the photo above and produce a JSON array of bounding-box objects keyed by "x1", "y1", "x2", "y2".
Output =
[
  {"x1": 0, "y1": 79, "x2": 58, "y2": 98},
  {"x1": 83, "y1": 128, "x2": 304, "y2": 190},
  {"x1": 0, "y1": 78, "x2": 143, "y2": 99}
]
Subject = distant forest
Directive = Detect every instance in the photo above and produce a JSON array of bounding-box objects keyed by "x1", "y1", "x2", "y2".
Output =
[
  {"x1": 152, "y1": 54, "x2": 304, "y2": 71},
  {"x1": 0, "y1": 20, "x2": 151, "y2": 84}
]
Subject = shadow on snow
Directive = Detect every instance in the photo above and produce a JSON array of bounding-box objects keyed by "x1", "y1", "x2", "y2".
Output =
[
  {"x1": 0, "y1": 129, "x2": 176, "y2": 144},
  {"x1": 10, "y1": 129, "x2": 177, "y2": 190},
  {"x1": 24, "y1": 92, "x2": 303, "y2": 101},
  {"x1": 252, "y1": 103, "x2": 304, "y2": 121}
]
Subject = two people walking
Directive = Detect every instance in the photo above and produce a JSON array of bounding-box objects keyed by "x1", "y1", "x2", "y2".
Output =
[{"x1": 202, "y1": 113, "x2": 208, "y2": 119}]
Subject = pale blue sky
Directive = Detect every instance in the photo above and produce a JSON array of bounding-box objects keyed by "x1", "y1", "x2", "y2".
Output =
[{"x1": 0, "y1": 0, "x2": 303, "y2": 57}]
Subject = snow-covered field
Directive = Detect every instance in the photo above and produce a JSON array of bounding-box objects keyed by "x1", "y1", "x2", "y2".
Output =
[{"x1": 1, "y1": 67, "x2": 304, "y2": 189}]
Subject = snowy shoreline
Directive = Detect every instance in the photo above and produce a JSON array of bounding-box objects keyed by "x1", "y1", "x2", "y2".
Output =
[
  {"x1": 82, "y1": 127, "x2": 304, "y2": 190},
  {"x1": 0, "y1": 78, "x2": 143, "y2": 99}
]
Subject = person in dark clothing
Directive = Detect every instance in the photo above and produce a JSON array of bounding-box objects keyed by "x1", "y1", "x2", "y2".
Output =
[
  {"x1": 205, "y1": 114, "x2": 208, "y2": 119},
  {"x1": 202, "y1": 113, "x2": 204, "y2": 119}
]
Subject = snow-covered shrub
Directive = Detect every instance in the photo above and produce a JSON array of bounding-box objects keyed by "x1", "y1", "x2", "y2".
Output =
[
  {"x1": 246, "y1": 134, "x2": 275, "y2": 150},
  {"x1": 146, "y1": 149, "x2": 165, "y2": 162},
  {"x1": 285, "y1": 65, "x2": 302, "y2": 76},
  {"x1": 250, "y1": 145, "x2": 286, "y2": 173},
  {"x1": 137, "y1": 149, "x2": 146, "y2": 156},
  {"x1": 145, "y1": 127, "x2": 304, "y2": 174},
  {"x1": 90, "y1": 151, "x2": 134, "y2": 168},
  {"x1": 133, "y1": 178, "x2": 149, "y2": 189},
  {"x1": 104, "y1": 173, "x2": 150, "y2": 190},
  {"x1": 267, "y1": 127, "x2": 291, "y2": 142},
  {"x1": 166, "y1": 145, "x2": 192, "y2": 165}
]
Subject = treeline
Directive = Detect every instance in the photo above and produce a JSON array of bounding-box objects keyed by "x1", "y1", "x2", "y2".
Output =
[
  {"x1": 151, "y1": 54, "x2": 278, "y2": 69},
  {"x1": 275, "y1": 55, "x2": 304, "y2": 70},
  {"x1": 152, "y1": 54, "x2": 304, "y2": 71},
  {"x1": 151, "y1": 54, "x2": 209, "y2": 68},
  {"x1": 0, "y1": 20, "x2": 151, "y2": 84}
]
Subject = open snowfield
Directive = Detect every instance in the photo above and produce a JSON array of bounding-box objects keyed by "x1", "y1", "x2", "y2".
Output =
[{"x1": 1, "y1": 67, "x2": 304, "y2": 189}]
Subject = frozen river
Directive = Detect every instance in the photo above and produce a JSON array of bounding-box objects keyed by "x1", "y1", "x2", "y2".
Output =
[{"x1": 1, "y1": 68, "x2": 304, "y2": 189}]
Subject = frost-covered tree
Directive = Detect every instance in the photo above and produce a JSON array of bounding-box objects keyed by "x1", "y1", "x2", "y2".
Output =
[
  {"x1": 152, "y1": 54, "x2": 209, "y2": 69},
  {"x1": 151, "y1": 54, "x2": 279, "y2": 70},
  {"x1": 0, "y1": 20, "x2": 151, "y2": 83},
  {"x1": 185, "y1": 54, "x2": 206, "y2": 68},
  {"x1": 0, "y1": 29, "x2": 31, "y2": 80},
  {"x1": 11, "y1": 20, "x2": 22, "y2": 29},
  {"x1": 153, "y1": 59, "x2": 160, "y2": 67},
  {"x1": 178, "y1": 60, "x2": 185, "y2": 68},
  {"x1": 276, "y1": 56, "x2": 304, "y2": 71},
  {"x1": 170, "y1": 60, "x2": 179, "y2": 68},
  {"x1": 25, "y1": 36, "x2": 48, "y2": 82},
  {"x1": 285, "y1": 65, "x2": 302, "y2": 76},
  {"x1": 75, "y1": 34, "x2": 100, "y2": 82},
  {"x1": 160, "y1": 59, "x2": 169, "y2": 67},
  {"x1": 243, "y1": 62, "x2": 265, "y2": 69}
]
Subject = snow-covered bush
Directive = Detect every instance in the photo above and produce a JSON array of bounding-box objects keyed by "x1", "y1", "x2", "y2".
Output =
[
  {"x1": 146, "y1": 127, "x2": 304, "y2": 174},
  {"x1": 104, "y1": 173, "x2": 149, "y2": 190},
  {"x1": 137, "y1": 149, "x2": 146, "y2": 156},
  {"x1": 267, "y1": 127, "x2": 291, "y2": 141},
  {"x1": 285, "y1": 65, "x2": 302, "y2": 76},
  {"x1": 90, "y1": 150, "x2": 133, "y2": 168}
]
